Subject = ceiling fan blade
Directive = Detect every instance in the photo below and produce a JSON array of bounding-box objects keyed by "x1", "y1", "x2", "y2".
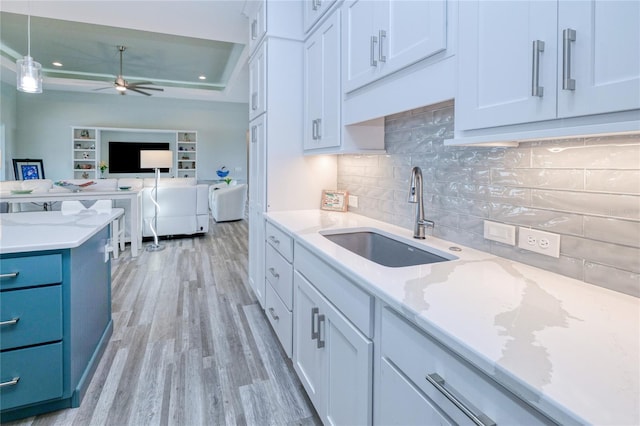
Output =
[
  {"x1": 131, "y1": 86, "x2": 164, "y2": 92},
  {"x1": 128, "y1": 81, "x2": 153, "y2": 86},
  {"x1": 92, "y1": 87, "x2": 113, "y2": 91},
  {"x1": 128, "y1": 87, "x2": 152, "y2": 96}
]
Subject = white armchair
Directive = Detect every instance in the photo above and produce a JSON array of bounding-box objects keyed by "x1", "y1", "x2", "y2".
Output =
[{"x1": 209, "y1": 183, "x2": 247, "y2": 222}]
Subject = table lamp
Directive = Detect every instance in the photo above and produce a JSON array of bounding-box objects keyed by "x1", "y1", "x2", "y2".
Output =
[{"x1": 140, "y1": 150, "x2": 173, "y2": 251}]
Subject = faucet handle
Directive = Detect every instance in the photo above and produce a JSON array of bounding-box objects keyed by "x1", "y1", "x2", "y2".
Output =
[{"x1": 419, "y1": 219, "x2": 435, "y2": 229}]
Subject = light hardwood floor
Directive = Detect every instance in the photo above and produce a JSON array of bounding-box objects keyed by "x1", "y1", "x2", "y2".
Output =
[{"x1": 7, "y1": 219, "x2": 320, "y2": 426}]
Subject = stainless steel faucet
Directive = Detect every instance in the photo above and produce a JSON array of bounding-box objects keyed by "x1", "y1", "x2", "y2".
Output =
[{"x1": 408, "y1": 166, "x2": 434, "y2": 239}]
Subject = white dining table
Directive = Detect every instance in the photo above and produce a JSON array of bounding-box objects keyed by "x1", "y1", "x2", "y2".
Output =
[{"x1": 0, "y1": 188, "x2": 143, "y2": 257}]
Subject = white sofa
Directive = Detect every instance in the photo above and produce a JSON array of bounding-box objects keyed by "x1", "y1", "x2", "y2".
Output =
[
  {"x1": 0, "y1": 177, "x2": 209, "y2": 238},
  {"x1": 209, "y1": 183, "x2": 247, "y2": 222},
  {"x1": 140, "y1": 177, "x2": 209, "y2": 237}
]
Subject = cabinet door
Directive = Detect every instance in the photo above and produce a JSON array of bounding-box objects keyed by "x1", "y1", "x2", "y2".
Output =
[
  {"x1": 377, "y1": 358, "x2": 453, "y2": 426},
  {"x1": 304, "y1": 10, "x2": 341, "y2": 151},
  {"x1": 380, "y1": 0, "x2": 447, "y2": 77},
  {"x1": 248, "y1": 0, "x2": 267, "y2": 54},
  {"x1": 249, "y1": 42, "x2": 267, "y2": 121},
  {"x1": 248, "y1": 115, "x2": 266, "y2": 307},
  {"x1": 557, "y1": 0, "x2": 640, "y2": 118},
  {"x1": 456, "y1": 1, "x2": 557, "y2": 130},
  {"x1": 324, "y1": 297, "x2": 373, "y2": 426},
  {"x1": 303, "y1": 0, "x2": 337, "y2": 33},
  {"x1": 343, "y1": 0, "x2": 378, "y2": 93},
  {"x1": 293, "y1": 272, "x2": 325, "y2": 411}
]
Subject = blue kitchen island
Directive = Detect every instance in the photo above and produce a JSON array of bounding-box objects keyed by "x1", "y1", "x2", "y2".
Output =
[{"x1": 0, "y1": 210, "x2": 122, "y2": 421}]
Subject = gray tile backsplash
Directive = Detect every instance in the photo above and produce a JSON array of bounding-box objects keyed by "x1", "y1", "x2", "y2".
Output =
[{"x1": 338, "y1": 100, "x2": 640, "y2": 297}]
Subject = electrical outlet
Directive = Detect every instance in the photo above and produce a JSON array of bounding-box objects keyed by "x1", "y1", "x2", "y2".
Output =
[
  {"x1": 483, "y1": 220, "x2": 516, "y2": 245},
  {"x1": 518, "y1": 227, "x2": 560, "y2": 258}
]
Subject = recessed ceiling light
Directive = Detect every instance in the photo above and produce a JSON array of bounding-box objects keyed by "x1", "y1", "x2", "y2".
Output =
[
  {"x1": 52, "y1": 61, "x2": 63, "y2": 67},
  {"x1": 198, "y1": 75, "x2": 206, "y2": 80}
]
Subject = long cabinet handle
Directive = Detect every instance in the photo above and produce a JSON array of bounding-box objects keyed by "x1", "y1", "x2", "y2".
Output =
[
  {"x1": 0, "y1": 272, "x2": 19, "y2": 279},
  {"x1": 0, "y1": 318, "x2": 19, "y2": 326},
  {"x1": 531, "y1": 40, "x2": 545, "y2": 97},
  {"x1": 0, "y1": 377, "x2": 20, "y2": 388},
  {"x1": 268, "y1": 307, "x2": 279, "y2": 321},
  {"x1": 315, "y1": 118, "x2": 322, "y2": 139},
  {"x1": 251, "y1": 92, "x2": 258, "y2": 110},
  {"x1": 268, "y1": 267, "x2": 280, "y2": 279},
  {"x1": 562, "y1": 28, "x2": 576, "y2": 91},
  {"x1": 316, "y1": 314, "x2": 326, "y2": 348},
  {"x1": 312, "y1": 119, "x2": 318, "y2": 140},
  {"x1": 426, "y1": 373, "x2": 496, "y2": 426},
  {"x1": 251, "y1": 19, "x2": 257, "y2": 40},
  {"x1": 311, "y1": 307, "x2": 320, "y2": 340},
  {"x1": 370, "y1": 36, "x2": 378, "y2": 67},
  {"x1": 378, "y1": 30, "x2": 387, "y2": 63},
  {"x1": 312, "y1": 0, "x2": 321, "y2": 11}
]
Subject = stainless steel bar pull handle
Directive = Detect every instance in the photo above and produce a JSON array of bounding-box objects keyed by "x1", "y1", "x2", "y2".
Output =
[
  {"x1": 251, "y1": 20, "x2": 257, "y2": 40},
  {"x1": 531, "y1": 40, "x2": 545, "y2": 97},
  {"x1": 268, "y1": 267, "x2": 279, "y2": 279},
  {"x1": 311, "y1": 307, "x2": 320, "y2": 340},
  {"x1": 316, "y1": 314, "x2": 326, "y2": 348},
  {"x1": 378, "y1": 30, "x2": 387, "y2": 63},
  {"x1": 562, "y1": 28, "x2": 576, "y2": 90},
  {"x1": 0, "y1": 318, "x2": 19, "y2": 326},
  {"x1": 370, "y1": 36, "x2": 378, "y2": 67},
  {"x1": 426, "y1": 373, "x2": 496, "y2": 426},
  {"x1": 0, "y1": 377, "x2": 20, "y2": 388},
  {"x1": 268, "y1": 307, "x2": 279, "y2": 321},
  {"x1": 0, "y1": 272, "x2": 19, "y2": 279},
  {"x1": 315, "y1": 118, "x2": 322, "y2": 139},
  {"x1": 251, "y1": 92, "x2": 258, "y2": 110},
  {"x1": 312, "y1": 119, "x2": 318, "y2": 140}
]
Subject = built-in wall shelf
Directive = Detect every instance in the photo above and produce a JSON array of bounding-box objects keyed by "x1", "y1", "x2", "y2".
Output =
[{"x1": 70, "y1": 127, "x2": 198, "y2": 179}]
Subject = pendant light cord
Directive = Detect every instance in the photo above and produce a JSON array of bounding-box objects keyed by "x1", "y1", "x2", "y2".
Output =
[{"x1": 27, "y1": 15, "x2": 31, "y2": 57}]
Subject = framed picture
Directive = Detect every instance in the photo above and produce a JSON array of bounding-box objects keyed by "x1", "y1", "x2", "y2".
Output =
[
  {"x1": 321, "y1": 190, "x2": 348, "y2": 212},
  {"x1": 13, "y1": 159, "x2": 45, "y2": 181}
]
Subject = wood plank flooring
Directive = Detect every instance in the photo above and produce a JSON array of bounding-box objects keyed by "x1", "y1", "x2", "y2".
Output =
[{"x1": 6, "y1": 219, "x2": 320, "y2": 426}]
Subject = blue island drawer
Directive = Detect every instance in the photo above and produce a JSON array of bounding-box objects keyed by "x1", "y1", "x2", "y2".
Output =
[
  {"x1": 1, "y1": 285, "x2": 63, "y2": 350},
  {"x1": 0, "y1": 254, "x2": 62, "y2": 290},
  {"x1": 0, "y1": 342, "x2": 63, "y2": 410}
]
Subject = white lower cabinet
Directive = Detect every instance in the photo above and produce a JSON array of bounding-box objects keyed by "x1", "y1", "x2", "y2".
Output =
[
  {"x1": 293, "y1": 270, "x2": 373, "y2": 425},
  {"x1": 376, "y1": 307, "x2": 555, "y2": 426}
]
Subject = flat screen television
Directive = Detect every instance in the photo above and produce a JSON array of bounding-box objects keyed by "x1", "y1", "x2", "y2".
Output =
[{"x1": 108, "y1": 142, "x2": 171, "y2": 173}]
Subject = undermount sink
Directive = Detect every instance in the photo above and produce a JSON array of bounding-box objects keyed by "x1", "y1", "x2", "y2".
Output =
[{"x1": 321, "y1": 228, "x2": 457, "y2": 268}]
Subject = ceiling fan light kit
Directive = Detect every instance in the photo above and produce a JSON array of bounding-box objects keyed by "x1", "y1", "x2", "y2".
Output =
[{"x1": 17, "y1": 15, "x2": 43, "y2": 94}]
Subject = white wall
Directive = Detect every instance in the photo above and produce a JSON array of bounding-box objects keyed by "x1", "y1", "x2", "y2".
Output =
[
  {"x1": 14, "y1": 90, "x2": 248, "y2": 181},
  {"x1": 1, "y1": 81, "x2": 18, "y2": 180}
]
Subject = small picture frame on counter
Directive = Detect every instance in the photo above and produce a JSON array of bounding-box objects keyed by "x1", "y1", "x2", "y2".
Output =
[{"x1": 320, "y1": 190, "x2": 348, "y2": 212}]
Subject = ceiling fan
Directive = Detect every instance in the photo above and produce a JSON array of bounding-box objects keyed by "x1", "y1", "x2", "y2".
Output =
[{"x1": 97, "y1": 46, "x2": 164, "y2": 96}]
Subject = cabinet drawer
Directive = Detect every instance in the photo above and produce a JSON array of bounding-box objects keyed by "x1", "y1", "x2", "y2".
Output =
[
  {"x1": 265, "y1": 244, "x2": 293, "y2": 309},
  {"x1": 0, "y1": 254, "x2": 62, "y2": 291},
  {"x1": 265, "y1": 221, "x2": 293, "y2": 262},
  {"x1": 381, "y1": 307, "x2": 554, "y2": 425},
  {"x1": 265, "y1": 282, "x2": 293, "y2": 358},
  {"x1": 1, "y1": 285, "x2": 63, "y2": 350},
  {"x1": 0, "y1": 342, "x2": 63, "y2": 410}
]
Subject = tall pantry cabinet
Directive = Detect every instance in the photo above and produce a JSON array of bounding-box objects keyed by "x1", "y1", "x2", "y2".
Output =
[{"x1": 247, "y1": 0, "x2": 337, "y2": 308}]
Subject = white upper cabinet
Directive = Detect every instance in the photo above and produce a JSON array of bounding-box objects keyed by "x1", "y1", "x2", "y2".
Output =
[
  {"x1": 455, "y1": 0, "x2": 640, "y2": 136},
  {"x1": 248, "y1": 0, "x2": 267, "y2": 55},
  {"x1": 456, "y1": 1, "x2": 558, "y2": 130},
  {"x1": 557, "y1": 0, "x2": 640, "y2": 118},
  {"x1": 249, "y1": 42, "x2": 266, "y2": 121},
  {"x1": 303, "y1": 0, "x2": 337, "y2": 34},
  {"x1": 343, "y1": 0, "x2": 447, "y2": 93},
  {"x1": 304, "y1": 10, "x2": 341, "y2": 151}
]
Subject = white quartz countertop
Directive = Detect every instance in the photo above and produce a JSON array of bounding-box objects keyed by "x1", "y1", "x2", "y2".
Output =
[
  {"x1": 265, "y1": 210, "x2": 640, "y2": 426},
  {"x1": 0, "y1": 210, "x2": 123, "y2": 254}
]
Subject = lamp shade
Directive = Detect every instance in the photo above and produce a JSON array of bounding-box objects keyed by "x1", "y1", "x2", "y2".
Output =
[
  {"x1": 140, "y1": 150, "x2": 173, "y2": 169},
  {"x1": 17, "y1": 56, "x2": 43, "y2": 93}
]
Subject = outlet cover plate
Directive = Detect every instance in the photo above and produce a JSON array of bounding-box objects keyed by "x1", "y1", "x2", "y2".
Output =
[
  {"x1": 348, "y1": 195, "x2": 359, "y2": 208},
  {"x1": 483, "y1": 220, "x2": 516, "y2": 245},
  {"x1": 518, "y1": 227, "x2": 560, "y2": 258}
]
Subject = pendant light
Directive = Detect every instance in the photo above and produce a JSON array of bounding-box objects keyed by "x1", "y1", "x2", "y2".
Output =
[{"x1": 16, "y1": 14, "x2": 43, "y2": 93}]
